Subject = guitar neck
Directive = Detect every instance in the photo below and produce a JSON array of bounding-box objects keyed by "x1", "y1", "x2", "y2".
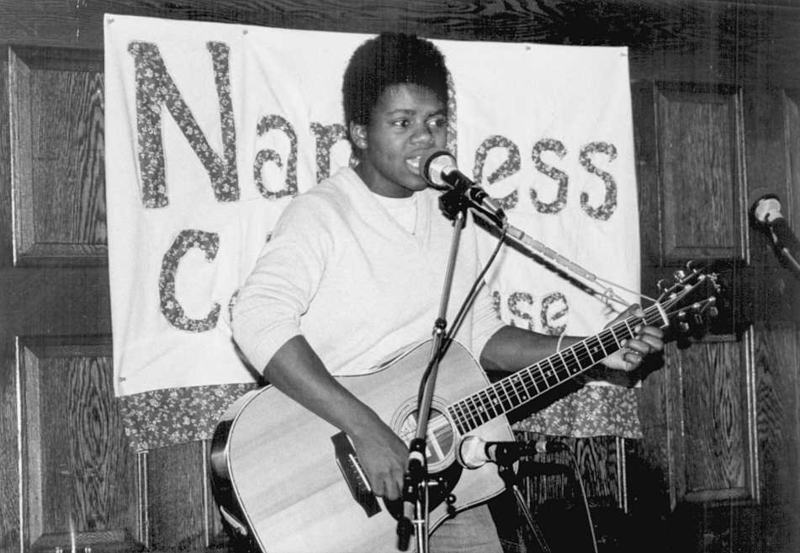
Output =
[{"x1": 448, "y1": 303, "x2": 668, "y2": 436}]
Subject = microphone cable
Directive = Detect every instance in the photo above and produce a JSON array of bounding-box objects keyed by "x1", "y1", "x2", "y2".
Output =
[
  {"x1": 526, "y1": 442, "x2": 600, "y2": 553},
  {"x1": 509, "y1": 437, "x2": 599, "y2": 553},
  {"x1": 563, "y1": 446, "x2": 600, "y2": 553},
  {"x1": 415, "y1": 221, "x2": 509, "y2": 409}
]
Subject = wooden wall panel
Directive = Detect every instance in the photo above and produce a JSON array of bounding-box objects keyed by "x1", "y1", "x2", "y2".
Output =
[
  {"x1": 786, "y1": 91, "x2": 800, "y2": 242},
  {"x1": 634, "y1": 79, "x2": 779, "y2": 551},
  {"x1": 513, "y1": 433, "x2": 635, "y2": 553},
  {"x1": 631, "y1": 81, "x2": 660, "y2": 269},
  {"x1": 742, "y1": 88, "x2": 800, "y2": 553},
  {"x1": 0, "y1": 56, "x2": 20, "y2": 553},
  {"x1": 0, "y1": 339, "x2": 20, "y2": 552},
  {"x1": 516, "y1": 433, "x2": 626, "y2": 506},
  {"x1": 741, "y1": 89, "x2": 799, "y2": 326},
  {"x1": 655, "y1": 84, "x2": 746, "y2": 263},
  {"x1": 674, "y1": 338, "x2": 756, "y2": 502},
  {"x1": 754, "y1": 322, "x2": 800, "y2": 553},
  {"x1": 144, "y1": 441, "x2": 221, "y2": 551},
  {"x1": 8, "y1": 47, "x2": 106, "y2": 266},
  {"x1": 0, "y1": 58, "x2": 12, "y2": 268},
  {"x1": 17, "y1": 337, "x2": 139, "y2": 552},
  {"x1": 2, "y1": 1, "x2": 800, "y2": 89}
]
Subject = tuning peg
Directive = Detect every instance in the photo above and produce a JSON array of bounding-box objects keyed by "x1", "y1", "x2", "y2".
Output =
[
  {"x1": 703, "y1": 302, "x2": 719, "y2": 319},
  {"x1": 686, "y1": 260, "x2": 704, "y2": 273},
  {"x1": 708, "y1": 274, "x2": 721, "y2": 292},
  {"x1": 673, "y1": 269, "x2": 687, "y2": 282},
  {"x1": 676, "y1": 311, "x2": 690, "y2": 333}
]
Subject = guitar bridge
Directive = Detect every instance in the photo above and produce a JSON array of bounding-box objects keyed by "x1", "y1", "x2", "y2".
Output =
[{"x1": 331, "y1": 432, "x2": 382, "y2": 518}]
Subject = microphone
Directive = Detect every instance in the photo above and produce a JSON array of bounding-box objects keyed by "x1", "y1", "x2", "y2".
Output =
[
  {"x1": 751, "y1": 194, "x2": 800, "y2": 274},
  {"x1": 421, "y1": 150, "x2": 507, "y2": 224},
  {"x1": 457, "y1": 435, "x2": 567, "y2": 469}
]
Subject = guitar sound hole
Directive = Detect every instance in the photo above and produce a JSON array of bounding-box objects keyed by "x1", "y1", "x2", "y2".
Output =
[{"x1": 398, "y1": 408, "x2": 456, "y2": 468}]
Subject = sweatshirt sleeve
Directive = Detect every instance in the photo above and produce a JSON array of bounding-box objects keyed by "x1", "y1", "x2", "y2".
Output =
[{"x1": 231, "y1": 195, "x2": 333, "y2": 373}]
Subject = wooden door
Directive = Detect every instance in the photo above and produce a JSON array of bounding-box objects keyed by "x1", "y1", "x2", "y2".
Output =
[
  {"x1": 0, "y1": 46, "x2": 228, "y2": 553},
  {"x1": 632, "y1": 80, "x2": 800, "y2": 553}
]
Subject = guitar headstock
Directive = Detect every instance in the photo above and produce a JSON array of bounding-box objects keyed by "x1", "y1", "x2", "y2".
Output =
[{"x1": 654, "y1": 261, "x2": 720, "y2": 342}]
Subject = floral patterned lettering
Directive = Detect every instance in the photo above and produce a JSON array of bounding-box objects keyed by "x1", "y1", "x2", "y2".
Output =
[
  {"x1": 530, "y1": 138, "x2": 568, "y2": 214},
  {"x1": 507, "y1": 291, "x2": 535, "y2": 331},
  {"x1": 159, "y1": 229, "x2": 221, "y2": 332},
  {"x1": 127, "y1": 41, "x2": 239, "y2": 208},
  {"x1": 579, "y1": 142, "x2": 618, "y2": 220},
  {"x1": 310, "y1": 122, "x2": 350, "y2": 183},
  {"x1": 473, "y1": 136, "x2": 520, "y2": 211},
  {"x1": 254, "y1": 114, "x2": 298, "y2": 199},
  {"x1": 540, "y1": 291, "x2": 568, "y2": 336}
]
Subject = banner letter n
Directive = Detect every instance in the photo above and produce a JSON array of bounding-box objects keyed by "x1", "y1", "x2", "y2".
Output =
[{"x1": 128, "y1": 41, "x2": 239, "y2": 208}]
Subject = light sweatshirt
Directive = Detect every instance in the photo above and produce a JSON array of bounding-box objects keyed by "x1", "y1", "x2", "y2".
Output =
[{"x1": 232, "y1": 167, "x2": 504, "y2": 376}]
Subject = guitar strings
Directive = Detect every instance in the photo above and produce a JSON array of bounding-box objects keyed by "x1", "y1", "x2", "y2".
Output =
[
  {"x1": 416, "y1": 300, "x2": 679, "y2": 454},
  {"x1": 447, "y1": 292, "x2": 693, "y2": 433}
]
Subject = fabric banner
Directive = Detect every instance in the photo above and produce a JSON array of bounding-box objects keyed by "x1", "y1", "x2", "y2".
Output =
[{"x1": 104, "y1": 15, "x2": 641, "y2": 449}]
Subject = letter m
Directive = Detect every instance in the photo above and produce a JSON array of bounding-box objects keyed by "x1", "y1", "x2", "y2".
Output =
[{"x1": 127, "y1": 41, "x2": 239, "y2": 208}]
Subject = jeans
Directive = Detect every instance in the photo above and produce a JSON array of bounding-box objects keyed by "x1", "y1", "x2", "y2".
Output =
[{"x1": 429, "y1": 503, "x2": 505, "y2": 553}]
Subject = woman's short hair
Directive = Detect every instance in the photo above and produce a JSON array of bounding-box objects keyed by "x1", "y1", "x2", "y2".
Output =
[{"x1": 342, "y1": 32, "x2": 448, "y2": 138}]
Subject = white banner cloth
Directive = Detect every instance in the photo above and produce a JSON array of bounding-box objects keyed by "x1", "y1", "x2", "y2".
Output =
[{"x1": 105, "y1": 15, "x2": 640, "y2": 397}]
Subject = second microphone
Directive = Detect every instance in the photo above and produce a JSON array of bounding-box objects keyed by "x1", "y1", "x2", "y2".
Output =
[{"x1": 458, "y1": 435, "x2": 568, "y2": 469}]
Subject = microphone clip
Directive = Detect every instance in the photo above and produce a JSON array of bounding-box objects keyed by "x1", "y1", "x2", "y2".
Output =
[
  {"x1": 438, "y1": 185, "x2": 474, "y2": 220},
  {"x1": 438, "y1": 185, "x2": 507, "y2": 228}
]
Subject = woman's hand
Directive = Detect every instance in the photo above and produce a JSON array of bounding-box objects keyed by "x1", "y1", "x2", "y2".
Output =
[
  {"x1": 602, "y1": 304, "x2": 665, "y2": 371},
  {"x1": 350, "y1": 421, "x2": 408, "y2": 500}
]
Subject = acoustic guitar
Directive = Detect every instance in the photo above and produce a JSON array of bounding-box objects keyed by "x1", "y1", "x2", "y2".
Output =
[{"x1": 210, "y1": 267, "x2": 718, "y2": 553}]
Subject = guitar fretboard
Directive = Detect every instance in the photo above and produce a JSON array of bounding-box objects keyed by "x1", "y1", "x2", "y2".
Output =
[{"x1": 447, "y1": 302, "x2": 668, "y2": 435}]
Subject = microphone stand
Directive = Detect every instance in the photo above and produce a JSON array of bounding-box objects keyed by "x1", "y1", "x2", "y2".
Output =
[
  {"x1": 494, "y1": 447, "x2": 554, "y2": 553},
  {"x1": 471, "y1": 207, "x2": 633, "y2": 309},
  {"x1": 397, "y1": 202, "x2": 468, "y2": 553},
  {"x1": 423, "y1": 149, "x2": 636, "y2": 310},
  {"x1": 398, "y1": 174, "x2": 615, "y2": 550}
]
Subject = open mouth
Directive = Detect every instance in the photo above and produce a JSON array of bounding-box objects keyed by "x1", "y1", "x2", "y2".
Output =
[{"x1": 405, "y1": 155, "x2": 422, "y2": 176}]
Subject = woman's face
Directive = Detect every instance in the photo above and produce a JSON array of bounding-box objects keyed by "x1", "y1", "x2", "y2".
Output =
[{"x1": 351, "y1": 83, "x2": 447, "y2": 198}]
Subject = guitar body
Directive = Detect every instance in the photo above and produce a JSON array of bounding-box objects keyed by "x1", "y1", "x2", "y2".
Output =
[{"x1": 210, "y1": 340, "x2": 513, "y2": 553}]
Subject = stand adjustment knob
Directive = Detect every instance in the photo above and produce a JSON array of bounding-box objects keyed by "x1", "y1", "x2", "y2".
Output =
[{"x1": 446, "y1": 494, "x2": 457, "y2": 517}]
